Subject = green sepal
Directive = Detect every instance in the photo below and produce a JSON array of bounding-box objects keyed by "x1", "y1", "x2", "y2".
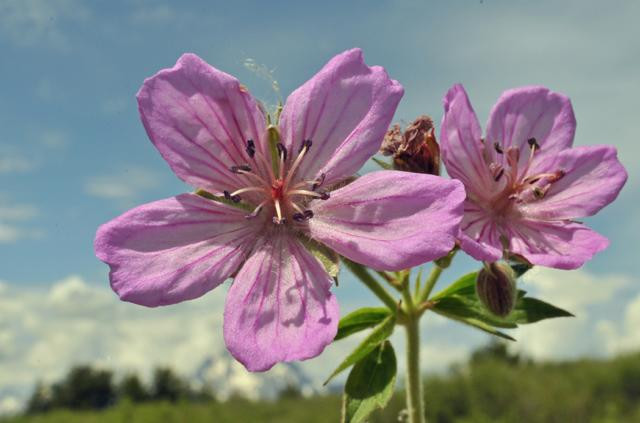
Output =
[
  {"x1": 335, "y1": 307, "x2": 392, "y2": 341},
  {"x1": 324, "y1": 315, "x2": 395, "y2": 385},
  {"x1": 267, "y1": 124, "x2": 281, "y2": 176},
  {"x1": 299, "y1": 238, "x2": 340, "y2": 280},
  {"x1": 341, "y1": 341, "x2": 397, "y2": 423},
  {"x1": 195, "y1": 189, "x2": 252, "y2": 212},
  {"x1": 371, "y1": 157, "x2": 393, "y2": 170}
]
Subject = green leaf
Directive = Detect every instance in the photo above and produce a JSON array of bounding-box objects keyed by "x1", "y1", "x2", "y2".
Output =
[
  {"x1": 342, "y1": 341, "x2": 397, "y2": 423},
  {"x1": 324, "y1": 315, "x2": 396, "y2": 385},
  {"x1": 432, "y1": 296, "x2": 518, "y2": 329},
  {"x1": 507, "y1": 297, "x2": 574, "y2": 324},
  {"x1": 431, "y1": 310, "x2": 516, "y2": 341},
  {"x1": 300, "y1": 238, "x2": 340, "y2": 280},
  {"x1": 510, "y1": 262, "x2": 533, "y2": 277},
  {"x1": 430, "y1": 269, "x2": 573, "y2": 340},
  {"x1": 431, "y1": 271, "x2": 477, "y2": 300},
  {"x1": 371, "y1": 157, "x2": 393, "y2": 170},
  {"x1": 335, "y1": 307, "x2": 392, "y2": 341}
]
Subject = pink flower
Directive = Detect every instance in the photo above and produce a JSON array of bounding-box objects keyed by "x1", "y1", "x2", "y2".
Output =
[
  {"x1": 95, "y1": 49, "x2": 465, "y2": 371},
  {"x1": 440, "y1": 84, "x2": 627, "y2": 270}
]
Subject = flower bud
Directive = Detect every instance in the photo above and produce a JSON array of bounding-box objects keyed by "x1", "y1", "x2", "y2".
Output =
[
  {"x1": 380, "y1": 115, "x2": 440, "y2": 175},
  {"x1": 476, "y1": 262, "x2": 517, "y2": 318}
]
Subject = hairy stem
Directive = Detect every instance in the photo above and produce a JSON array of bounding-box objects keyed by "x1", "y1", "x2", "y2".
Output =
[
  {"x1": 417, "y1": 265, "x2": 443, "y2": 303},
  {"x1": 405, "y1": 315, "x2": 425, "y2": 423}
]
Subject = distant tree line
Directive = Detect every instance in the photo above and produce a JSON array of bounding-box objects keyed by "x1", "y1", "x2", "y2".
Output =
[{"x1": 25, "y1": 366, "x2": 219, "y2": 414}]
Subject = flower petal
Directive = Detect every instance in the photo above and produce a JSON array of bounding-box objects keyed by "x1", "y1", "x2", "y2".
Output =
[
  {"x1": 223, "y1": 234, "x2": 339, "y2": 372},
  {"x1": 521, "y1": 145, "x2": 627, "y2": 220},
  {"x1": 440, "y1": 84, "x2": 493, "y2": 193},
  {"x1": 279, "y1": 48, "x2": 403, "y2": 187},
  {"x1": 458, "y1": 201, "x2": 503, "y2": 262},
  {"x1": 137, "y1": 53, "x2": 269, "y2": 193},
  {"x1": 94, "y1": 193, "x2": 257, "y2": 307},
  {"x1": 305, "y1": 171, "x2": 465, "y2": 271},
  {"x1": 507, "y1": 220, "x2": 609, "y2": 270},
  {"x1": 485, "y1": 86, "x2": 576, "y2": 172}
]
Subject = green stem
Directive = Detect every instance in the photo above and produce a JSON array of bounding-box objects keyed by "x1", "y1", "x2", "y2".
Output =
[
  {"x1": 417, "y1": 265, "x2": 443, "y2": 303},
  {"x1": 343, "y1": 259, "x2": 399, "y2": 312},
  {"x1": 405, "y1": 316, "x2": 425, "y2": 423}
]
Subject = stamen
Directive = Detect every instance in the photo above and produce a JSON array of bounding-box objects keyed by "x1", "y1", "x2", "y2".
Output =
[
  {"x1": 284, "y1": 139, "x2": 313, "y2": 186},
  {"x1": 245, "y1": 201, "x2": 266, "y2": 219},
  {"x1": 230, "y1": 164, "x2": 252, "y2": 174},
  {"x1": 292, "y1": 209, "x2": 314, "y2": 222},
  {"x1": 494, "y1": 142, "x2": 504, "y2": 155},
  {"x1": 230, "y1": 186, "x2": 266, "y2": 196},
  {"x1": 299, "y1": 139, "x2": 313, "y2": 153},
  {"x1": 276, "y1": 143, "x2": 288, "y2": 161},
  {"x1": 223, "y1": 190, "x2": 241, "y2": 203},
  {"x1": 527, "y1": 138, "x2": 540, "y2": 150},
  {"x1": 245, "y1": 139, "x2": 256, "y2": 158},
  {"x1": 274, "y1": 198, "x2": 284, "y2": 224},
  {"x1": 489, "y1": 163, "x2": 504, "y2": 182},
  {"x1": 291, "y1": 202, "x2": 305, "y2": 215},
  {"x1": 289, "y1": 189, "x2": 329, "y2": 200},
  {"x1": 312, "y1": 173, "x2": 325, "y2": 190}
]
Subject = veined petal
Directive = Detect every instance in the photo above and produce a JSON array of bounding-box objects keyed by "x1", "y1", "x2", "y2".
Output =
[
  {"x1": 94, "y1": 193, "x2": 257, "y2": 307},
  {"x1": 279, "y1": 48, "x2": 403, "y2": 187},
  {"x1": 440, "y1": 84, "x2": 493, "y2": 193},
  {"x1": 521, "y1": 145, "x2": 627, "y2": 220},
  {"x1": 223, "y1": 234, "x2": 339, "y2": 372},
  {"x1": 506, "y1": 220, "x2": 609, "y2": 270},
  {"x1": 137, "y1": 53, "x2": 269, "y2": 193},
  {"x1": 305, "y1": 171, "x2": 465, "y2": 271},
  {"x1": 485, "y1": 86, "x2": 576, "y2": 173},
  {"x1": 458, "y1": 201, "x2": 503, "y2": 262}
]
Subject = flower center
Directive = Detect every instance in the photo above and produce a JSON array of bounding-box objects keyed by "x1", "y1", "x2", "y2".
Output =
[
  {"x1": 225, "y1": 139, "x2": 329, "y2": 225},
  {"x1": 482, "y1": 138, "x2": 565, "y2": 218}
]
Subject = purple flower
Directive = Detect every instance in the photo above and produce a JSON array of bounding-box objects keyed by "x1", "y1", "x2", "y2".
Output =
[
  {"x1": 440, "y1": 84, "x2": 627, "y2": 270},
  {"x1": 95, "y1": 49, "x2": 465, "y2": 371}
]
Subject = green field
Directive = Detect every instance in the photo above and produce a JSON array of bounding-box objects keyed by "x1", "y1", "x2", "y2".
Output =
[{"x1": 4, "y1": 346, "x2": 640, "y2": 423}]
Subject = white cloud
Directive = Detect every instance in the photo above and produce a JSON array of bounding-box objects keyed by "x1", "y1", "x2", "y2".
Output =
[
  {"x1": 85, "y1": 167, "x2": 162, "y2": 204},
  {"x1": 597, "y1": 293, "x2": 640, "y2": 355},
  {"x1": 39, "y1": 129, "x2": 70, "y2": 149},
  {"x1": 0, "y1": 0, "x2": 90, "y2": 50},
  {"x1": 0, "y1": 155, "x2": 36, "y2": 174},
  {"x1": 0, "y1": 275, "x2": 349, "y2": 412},
  {"x1": 510, "y1": 268, "x2": 631, "y2": 360},
  {"x1": 0, "y1": 198, "x2": 40, "y2": 244}
]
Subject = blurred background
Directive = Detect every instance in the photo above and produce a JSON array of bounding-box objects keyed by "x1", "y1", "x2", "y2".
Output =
[{"x1": 0, "y1": 0, "x2": 638, "y2": 421}]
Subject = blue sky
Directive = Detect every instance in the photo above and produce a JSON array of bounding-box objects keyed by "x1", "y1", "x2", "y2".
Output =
[{"x1": 1, "y1": 0, "x2": 638, "y2": 413}]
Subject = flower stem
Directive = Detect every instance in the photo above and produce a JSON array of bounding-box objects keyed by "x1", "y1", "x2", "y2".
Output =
[
  {"x1": 417, "y1": 264, "x2": 443, "y2": 303},
  {"x1": 343, "y1": 258, "x2": 399, "y2": 312},
  {"x1": 405, "y1": 314, "x2": 425, "y2": 423}
]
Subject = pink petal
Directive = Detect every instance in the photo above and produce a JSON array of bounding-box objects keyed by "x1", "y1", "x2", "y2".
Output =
[
  {"x1": 137, "y1": 53, "x2": 269, "y2": 194},
  {"x1": 506, "y1": 220, "x2": 609, "y2": 270},
  {"x1": 458, "y1": 201, "x2": 503, "y2": 262},
  {"x1": 279, "y1": 48, "x2": 403, "y2": 187},
  {"x1": 521, "y1": 145, "x2": 627, "y2": 220},
  {"x1": 223, "y1": 234, "x2": 339, "y2": 372},
  {"x1": 440, "y1": 84, "x2": 493, "y2": 194},
  {"x1": 95, "y1": 193, "x2": 257, "y2": 307},
  {"x1": 305, "y1": 171, "x2": 465, "y2": 271},
  {"x1": 485, "y1": 86, "x2": 576, "y2": 173}
]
